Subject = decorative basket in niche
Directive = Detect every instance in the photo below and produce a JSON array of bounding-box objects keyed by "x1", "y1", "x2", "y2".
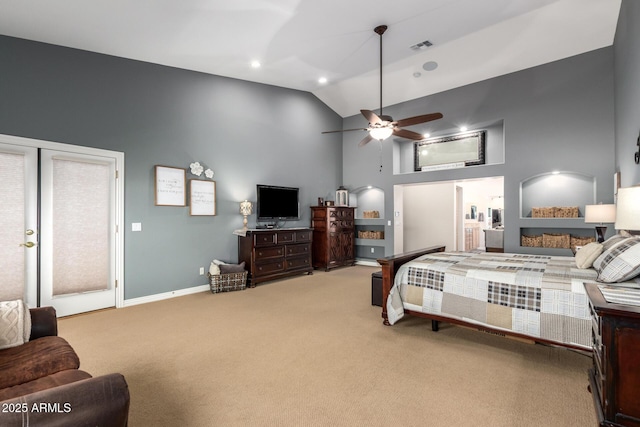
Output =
[
  {"x1": 521, "y1": 235, "x2": 543, "y2": 247},
  {"x1": 358, "y1": 230, "x2": 385, "y2": 239},
  {"x1": 555, "y1": 206, "x2": 579, "y2": 218},
  {"x1": 570, "y1": 235, "x2": 596, "y2": 250},
  {"x1": 542, "y1": 233, "x2": 571, "y2": 249},
  {"x1": 362, "y1": 210, "x2": 380, "y2": 218},
  {"x1": 208, "y1": 271, "x2": 247, "y2": 294},
  {"x1": 532, "y1": 207, "x2": 555, "y2": 218}
]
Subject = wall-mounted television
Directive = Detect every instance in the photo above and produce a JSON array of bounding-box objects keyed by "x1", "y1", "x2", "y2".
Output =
[{"x1": 256, "y1": 184, "x2": 300, "y2": 221}]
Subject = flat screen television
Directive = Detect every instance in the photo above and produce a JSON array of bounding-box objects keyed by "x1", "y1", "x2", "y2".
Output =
[{"x1": 256, "y1": 184, "x2": 300, "y2": 221}]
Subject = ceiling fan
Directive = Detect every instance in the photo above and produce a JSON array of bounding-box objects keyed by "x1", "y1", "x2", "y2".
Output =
[{"x1": 323, "y1": 25, "x2": 443, "y2": 147}]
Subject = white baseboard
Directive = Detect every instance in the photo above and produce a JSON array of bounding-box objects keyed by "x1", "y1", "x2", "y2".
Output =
[{"x1": 123, "y1": 284, "x2": 210, "y2": 307}]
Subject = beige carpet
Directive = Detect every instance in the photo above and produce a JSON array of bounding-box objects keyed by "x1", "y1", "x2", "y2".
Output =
[{"x1": 59, "y1": 266, "x2": 596, "y2": 426}]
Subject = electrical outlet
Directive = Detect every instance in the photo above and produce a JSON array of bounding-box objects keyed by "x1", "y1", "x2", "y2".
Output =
[
  {"x1": 370, "y1": 247, "x2": 375, "y2": 253},
  {"x1": 199, "y1": 267, "x2": 205, "y2": 275}
]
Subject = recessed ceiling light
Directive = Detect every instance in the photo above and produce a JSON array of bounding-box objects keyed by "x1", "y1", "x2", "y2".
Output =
[
  {"x1": 318, "y1": 77, "x2": 328, "y2": 84},
  {"x1": 423, "y1": 133, "x2": 430, "y2": 139},
  {"x1": 250, "y1": 60, "x2": 261, "y2": 69},
  {"x1": 460, "y1": 126, "x2": 468, "y2": 132}
]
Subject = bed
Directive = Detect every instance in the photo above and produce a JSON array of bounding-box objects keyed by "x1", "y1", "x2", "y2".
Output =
[{"x1": 378, "y1": 236, "x2": 640, "y2": 351}]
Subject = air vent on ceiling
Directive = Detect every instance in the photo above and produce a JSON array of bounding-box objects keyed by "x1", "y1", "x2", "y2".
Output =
[{"x1": 409, "y1": 40, "x2": 433, "y2": 51}]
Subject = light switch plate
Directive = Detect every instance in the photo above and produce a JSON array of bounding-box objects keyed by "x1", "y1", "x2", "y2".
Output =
[{"x1": 132, "y1": 222, "x2": 142, "y2": 232}]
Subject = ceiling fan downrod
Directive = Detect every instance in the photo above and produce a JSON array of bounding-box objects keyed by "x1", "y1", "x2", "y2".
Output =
[{"x1": 374, "y1": 25, "x2": 387, "y2": 118}]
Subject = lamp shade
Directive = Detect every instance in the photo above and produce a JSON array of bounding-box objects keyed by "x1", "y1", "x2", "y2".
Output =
[
  {"x1": 615, "y1": 187, "x2": 640, "y2": 231},
  {"x1": 584, "y1": 204, "x2": 616, "y2": 224},
  {"x1": 239, "y1": 200, "x2": 253, "y2": 216}
]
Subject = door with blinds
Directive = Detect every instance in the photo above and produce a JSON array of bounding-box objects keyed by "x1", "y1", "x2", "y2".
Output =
[
  {"x1": 0, "y1": 144, "x2": 38, "y2": 308},
  {"x1": 0, "y1": 135, "x2": 123, "y2": 317}
]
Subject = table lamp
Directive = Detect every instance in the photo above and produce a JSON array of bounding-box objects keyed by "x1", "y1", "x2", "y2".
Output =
[
  {"x1": 239, "y1": 200, "x2": 253, "y2": 230},
  {"x1": 615, "y1": 187, "x2": 640, "y2": 233},
  {"x1": 584, "y1": 204, "x2": 616, "y2": 243}
]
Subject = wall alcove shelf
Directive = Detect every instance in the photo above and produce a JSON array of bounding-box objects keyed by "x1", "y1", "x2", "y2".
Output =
[
  {"x1": 351, "y1": 186, "x2": 386, "y2": 263},
  {"x1": 518, "y1": 171, "x2": 597, "y2": 254}
]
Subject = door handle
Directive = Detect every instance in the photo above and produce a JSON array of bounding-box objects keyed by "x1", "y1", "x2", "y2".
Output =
[{"x1": 20, "y1": 242, "x2": 36, "y2": 248}]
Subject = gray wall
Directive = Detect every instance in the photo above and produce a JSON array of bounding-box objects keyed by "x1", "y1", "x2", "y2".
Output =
[
  {"x1": 614, "y1": 0, "x2": 640, "y2": 187},
  {"x1": 0, "y1": 36, "x2": 343, "y2": 299},
  {"x1": 342, "y1": 47, "x2": 616, "y2": 254}
]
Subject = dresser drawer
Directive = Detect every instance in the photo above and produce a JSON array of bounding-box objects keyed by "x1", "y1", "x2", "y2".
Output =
[
  {"x1": 254, "y1": 232, "x2": 277, "y2": 247},
  {"x1": 254, "y1": 260, "x2": 285, "y2": 276},
  {"x1": 329, "y1": 220, "x2": 354, "y2": 231},
  {"x1": 286, "y1": 256, "x2": 311, "y2": 270},
  {"x1": 295, "y1": 230, "x2": 312, "y2": 243},
  {"x1": 286, "y1": 243, "x2": 310, "y2": 256},
  {"x1": 277, "y1": 230, "x2": 295, "y2": 244},
  {"x1": 255, "y1": 246, "x2": 284, "y2": 260}
]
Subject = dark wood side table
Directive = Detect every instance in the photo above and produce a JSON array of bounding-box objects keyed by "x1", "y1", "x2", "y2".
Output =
[{"x1": 585, "y1": 282, "x2": 640, "y2": 427}]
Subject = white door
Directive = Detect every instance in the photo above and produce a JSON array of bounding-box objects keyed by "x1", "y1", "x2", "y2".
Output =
[
  {"x1": 0, "y1": 135, "x2": 124, "y2": 317},
  {"x1": 0, "y1": 143, "x2": 38, "y2": 308}
]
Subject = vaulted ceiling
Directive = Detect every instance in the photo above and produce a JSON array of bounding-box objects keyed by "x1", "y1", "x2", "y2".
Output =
[{"x1": 0, "y1": 0, "x2": 621, "y2": 117}]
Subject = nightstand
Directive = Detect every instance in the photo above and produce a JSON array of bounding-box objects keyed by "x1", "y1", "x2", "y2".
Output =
[{"x1": 585, "y1": 282, "x2": 640, "y2": 427}]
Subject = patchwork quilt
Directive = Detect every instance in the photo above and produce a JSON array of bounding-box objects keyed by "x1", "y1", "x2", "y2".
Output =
[{"x1": 386, "y1": 251, "x2": 601, "y2": 349}]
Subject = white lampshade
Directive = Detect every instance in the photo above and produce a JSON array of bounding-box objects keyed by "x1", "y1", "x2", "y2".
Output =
[
  {"x1": 239, "y1": 200, "x2": 253, "y2": 216},
  {"x1": 615, "y1": 187, "x2": 640, "y2": 231},
  {"x1": 369, "y1": 127, "x2": 393, "y2": 141},
  {"x1": 584, "y1": 204, "x2": 616, "y2": 224}
]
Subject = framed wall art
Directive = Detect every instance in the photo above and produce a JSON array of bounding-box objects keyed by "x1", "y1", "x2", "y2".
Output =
[
  {"x1": 189, "y1": 179, "x2": 216, "y2": 216},
  {"x1": 155, "y1": 165, "x2": 186, "y2": 206}
]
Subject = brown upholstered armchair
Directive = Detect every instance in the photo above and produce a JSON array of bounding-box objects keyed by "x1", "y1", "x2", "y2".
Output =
[{"x1": 0, "y1": 307, "x2": 130, "y2": 427}]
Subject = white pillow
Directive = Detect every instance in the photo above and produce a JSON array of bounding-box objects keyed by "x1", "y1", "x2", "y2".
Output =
[
  {"x1": 209, "y1": 260, "x2": 223, "y2": 275},
  {"x1": 575, "y1": 242, "x2": 603, "y2": 269}
]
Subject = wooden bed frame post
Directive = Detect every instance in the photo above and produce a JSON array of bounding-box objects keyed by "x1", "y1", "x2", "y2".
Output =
[{"x1": 377, "y1": 246, "x2": 446, "y2": 325}]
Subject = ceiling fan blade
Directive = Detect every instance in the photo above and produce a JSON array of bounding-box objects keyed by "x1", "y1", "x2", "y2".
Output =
[
  {"x1": 361, "y1": 109, "x2": 382, "y2": 125},
  {"x1": 393, "y1": 128, "x2": 425, "y2": 141},
  {"x1": 358, "y1": 134, "x2": 374, "y2": 147},
  {"x1": 322, "y1": 128, "x2": 368, "y2": 134},
  {"x1": 395, "y1": 113, "x2": 443, "y2": 127}
]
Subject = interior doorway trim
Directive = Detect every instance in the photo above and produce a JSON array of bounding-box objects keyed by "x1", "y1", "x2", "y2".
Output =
[{"x1": 0, "y1": 133, "x2": 125, "y2": 310}]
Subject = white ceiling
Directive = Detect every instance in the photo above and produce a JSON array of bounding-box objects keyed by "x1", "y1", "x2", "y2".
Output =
[{"x1": 0, "y1": 0, "x2": 621, "y2": 117}]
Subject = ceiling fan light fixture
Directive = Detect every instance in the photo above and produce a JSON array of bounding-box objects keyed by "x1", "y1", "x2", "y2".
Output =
[
  {"x1": 320, "y1": 24, "x2": 442, "y2": 147},
  {"x1": 369, "y1": 127, "x2": 393, "y2": 141}
]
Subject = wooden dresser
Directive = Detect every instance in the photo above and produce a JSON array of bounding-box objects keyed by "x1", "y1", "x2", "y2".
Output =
[
  {"x1": 585, "y1": 282, "x2": 640, "y2": 427},
  {"x1": 310, "y1": 206, "x2": 355, "y2": 271},
  {"x1": 237, "y1": 228, "x2": 312, "y2": 287}
]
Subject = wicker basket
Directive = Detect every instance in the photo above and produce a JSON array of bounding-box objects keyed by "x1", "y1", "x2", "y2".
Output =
[
  {"x1": 521, "y1": 234, "x2": 543, "y2": 247},
  {"x1": 358, "y1": 230, "x2": 385, "y2": 239},
  {"x1": 570, "y1": 235, "x2": 596, "y2": 250},
  {"x1": 542, "y1": 233, "x2": 571, "y2": 249},
  {"x1": 532, "y1": 207, "x2": 556, "y2": 218},
  {"x1": 208, "y1": 271, "x2": 247, "y2": 294},
  {"x1": 362, "y1": 210, "x2": 380, "y2": 218},
  {"x1": 555, "y1": 206, "x2": 579, "y2": 218}
]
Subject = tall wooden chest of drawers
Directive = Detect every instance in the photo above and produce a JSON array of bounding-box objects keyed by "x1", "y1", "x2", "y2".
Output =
[
  {"x1": 585, "y1": 282, "x2": 640, "y2": 427},
  {"x1": 310, "y1": 206, "x2": 355, "y2": 271},
  {"x1": 237, "y1": 228, "x2": 313, "y2": 287}
]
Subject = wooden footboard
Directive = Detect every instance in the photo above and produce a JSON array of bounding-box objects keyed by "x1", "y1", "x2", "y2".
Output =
[{"x1": 377, "y1": 245, "x2": 446, "y2": 325}]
